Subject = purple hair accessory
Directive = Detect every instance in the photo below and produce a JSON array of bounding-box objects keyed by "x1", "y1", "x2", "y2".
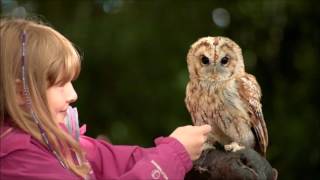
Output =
[
  {"x1": 20, "y1": 30, "x2": 67, "y2": 169},
  {"x1": 65, "y1": 106, "x2": 80, "y2": 141}
]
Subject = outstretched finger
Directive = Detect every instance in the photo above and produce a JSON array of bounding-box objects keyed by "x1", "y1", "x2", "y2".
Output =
[{"x1": 199, "y1": 124, "x2": 212, "y2": 134}]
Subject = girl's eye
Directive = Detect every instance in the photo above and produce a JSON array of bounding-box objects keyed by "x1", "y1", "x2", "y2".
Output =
[
  {"x1": 201, "y1": 56, "x2": 210, "y2": 65},
  {"x1": 220, "y1": 56, "x2": 229, "y2": 65}
]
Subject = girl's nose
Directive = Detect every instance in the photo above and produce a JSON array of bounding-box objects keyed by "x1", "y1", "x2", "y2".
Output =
[{"x1": 65, "y1": 82, "x2": 78, "y2": 103}]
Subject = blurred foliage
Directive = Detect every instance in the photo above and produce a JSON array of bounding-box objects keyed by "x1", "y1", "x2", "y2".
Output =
[{"x1": 1, "y1": 0, "x2": 320, "y2": 179}]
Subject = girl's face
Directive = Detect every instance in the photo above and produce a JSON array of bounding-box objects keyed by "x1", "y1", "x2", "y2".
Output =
[{"x1": 46, "y1": 81, "x2": 78, "y2": 123}]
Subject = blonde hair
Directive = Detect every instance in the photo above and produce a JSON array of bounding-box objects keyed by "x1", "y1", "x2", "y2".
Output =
[{"x1": 0, "y1": 17, "x2": 90, "y2": 178}]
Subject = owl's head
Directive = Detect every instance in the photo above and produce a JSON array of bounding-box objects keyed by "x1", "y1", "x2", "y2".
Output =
[{"x1": 187, "y1": 36, "x2": 245, "y2": 82}]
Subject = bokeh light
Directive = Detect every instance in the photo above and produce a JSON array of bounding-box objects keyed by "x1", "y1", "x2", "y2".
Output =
[{"x1": 212, "y1": 8, "x2": 230, "y2": 28}]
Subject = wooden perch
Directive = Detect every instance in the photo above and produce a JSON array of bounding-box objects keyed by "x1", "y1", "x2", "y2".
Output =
[{"x1": 185, "y1": 148, "x2": 278, "y2": 180}]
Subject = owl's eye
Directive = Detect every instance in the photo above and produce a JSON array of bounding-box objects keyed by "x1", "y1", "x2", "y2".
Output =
[
  {"x1": 201, "y1": 56, "x2": 210, "y2": 65},
  {"x1": 220, "y1": 56, "x2": 229, "y2": 65}
]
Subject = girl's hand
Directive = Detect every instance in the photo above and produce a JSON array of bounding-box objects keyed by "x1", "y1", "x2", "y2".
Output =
[{"x1": 169, "y1": 125, "x2": 212, "y2": 160}]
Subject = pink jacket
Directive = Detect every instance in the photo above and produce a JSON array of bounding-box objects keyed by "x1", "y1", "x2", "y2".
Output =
[{"x1": 0, "y1": 123, "x2": 192, "y2": 180}]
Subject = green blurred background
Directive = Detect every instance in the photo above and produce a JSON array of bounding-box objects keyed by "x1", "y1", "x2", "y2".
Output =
[{"x1": 1, "y1": 0, "x2": 319, "y2": 179}]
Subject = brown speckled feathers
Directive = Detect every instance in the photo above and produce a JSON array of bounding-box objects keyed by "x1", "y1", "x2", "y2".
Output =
[{"x1": 185, "y1": 36, "x2": 268, "y2": 156}]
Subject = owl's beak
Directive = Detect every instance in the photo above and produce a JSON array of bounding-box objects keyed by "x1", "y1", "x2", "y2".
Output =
[
  {"x1": 212, "y1": 59, "x2": 219, "y2": 66},
  {"x1": 210, "y1": 61, "x2": 217, "y2": 70},
  {"x1": 207, "y1": 63, "x2": 217, "y2": 74}
]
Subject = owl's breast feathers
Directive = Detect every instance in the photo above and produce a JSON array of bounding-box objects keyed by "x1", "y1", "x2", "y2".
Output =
[{"x1": 185, "y1": 74, "x2": 268, "y2": 156}]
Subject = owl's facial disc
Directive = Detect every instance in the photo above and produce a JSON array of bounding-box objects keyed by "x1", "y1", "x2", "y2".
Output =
[
  {"x1": 188, "y1": 36, "x2": 245, "y2": 82},
  {"x1": 200, "y1": 53, "x2": 233, "y2": 81}
]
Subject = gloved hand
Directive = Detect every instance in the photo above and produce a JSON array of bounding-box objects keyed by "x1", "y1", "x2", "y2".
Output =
[{"x1": 185, "y1": 147, "x2": 278, "y2": 180}]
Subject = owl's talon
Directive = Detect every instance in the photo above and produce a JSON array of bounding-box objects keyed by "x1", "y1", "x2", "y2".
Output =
[
  {"x1": 202, "y1": 143, "x2": 215, "y2": 151},
  {"x1": 195, "y1": 166, "x2": 208, "y2": 173},
  {"x1": 224, "y1": 142, "x2": 245, "y2": 152}
]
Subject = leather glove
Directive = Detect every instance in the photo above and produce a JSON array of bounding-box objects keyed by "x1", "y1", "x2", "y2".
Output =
[{"x1": 185, "y1": 147, "x2": 278, "y2": 180}]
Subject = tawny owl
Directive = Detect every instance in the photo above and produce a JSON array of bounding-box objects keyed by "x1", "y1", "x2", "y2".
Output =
[{"x1": 185, "y1": 36, "x2": 268, "y2": 156}]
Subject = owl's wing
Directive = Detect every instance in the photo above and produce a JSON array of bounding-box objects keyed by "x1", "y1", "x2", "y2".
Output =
[
  {"x1": 185, "y1": 81, "x2": 198, "y2": 125},
  {"x1": 237, "y1": 74, "x2": 268, "y2": 156}
]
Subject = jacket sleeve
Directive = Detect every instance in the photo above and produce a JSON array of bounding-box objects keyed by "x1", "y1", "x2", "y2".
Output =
[
  {"x1": 0, "y1": 127, "x2": 79, "y2": 180},
  {"x1": 80, "y1": 135, "x2": 193, "y2": 180}
]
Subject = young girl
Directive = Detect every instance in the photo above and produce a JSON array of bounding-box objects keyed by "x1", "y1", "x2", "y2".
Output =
[{"x1": 0, "y1": 17, "x2": 211, "y2": 180}]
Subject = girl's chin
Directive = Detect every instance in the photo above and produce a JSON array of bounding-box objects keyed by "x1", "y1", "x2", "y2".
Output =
[{"x1": 55, "y1": 114, "x2": 67, "y2": 123}]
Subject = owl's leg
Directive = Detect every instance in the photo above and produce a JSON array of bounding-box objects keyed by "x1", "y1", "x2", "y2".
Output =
[
  {"x1": 203, "y1": 142, "x2": 215, "y2": 151},
  {"x1": 224, "y1": 142, "x2": 245, "y2": 152}
]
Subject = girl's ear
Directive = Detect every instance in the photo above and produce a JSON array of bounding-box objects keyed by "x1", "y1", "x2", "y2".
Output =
[{"x1": 15, "y1": 79, "x2": 25, "y2": 105}]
